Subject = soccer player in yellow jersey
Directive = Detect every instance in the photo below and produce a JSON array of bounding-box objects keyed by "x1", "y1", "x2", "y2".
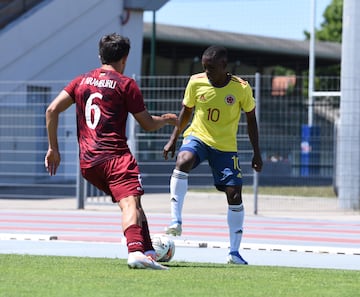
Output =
[{"x1": 163, "y1": 45, "x2": 263, "y2": 265}]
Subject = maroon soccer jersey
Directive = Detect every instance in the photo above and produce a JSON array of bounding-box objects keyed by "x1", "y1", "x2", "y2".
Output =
[{"x1": 64, "y1": 68, "x2": 146, "y2": 168}]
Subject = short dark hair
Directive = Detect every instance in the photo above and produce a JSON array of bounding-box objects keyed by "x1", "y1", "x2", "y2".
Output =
[
  {"x1": 202, "y1": 45, "x2": 228, "y2": 62},
  {"x1": 99, "y1": 33, "x2": 130, "y2": 64},
  {"x1": 203, "y1": 45, "x2": 227, "y2": 62}
]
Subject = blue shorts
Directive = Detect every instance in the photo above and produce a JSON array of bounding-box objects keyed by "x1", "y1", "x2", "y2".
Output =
[{"x1": 179, "y1": 136, "x2": 242, "y2": 191}]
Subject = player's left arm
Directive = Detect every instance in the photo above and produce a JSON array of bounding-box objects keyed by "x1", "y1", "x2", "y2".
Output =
[
  {"x1": 45, "y1": 90, "x2": 73, "y2": 176},
  {"x1": 129, "y1": 80, "x2": 178, "y2": 132},
  {"x1": 245, "y1": 108, "x2": 263, "y2": 172}
]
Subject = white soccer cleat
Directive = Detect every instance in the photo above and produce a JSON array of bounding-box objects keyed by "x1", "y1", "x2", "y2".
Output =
[
  {"x1": 227, "y1": 251, "x2": 248, "y2": 265},
  {"x1": 165, "y1": 222, "x2": 182, "y2": 236},
  {"x1": 127, "y1": 251, "x2": 169, "y2": 270},
  {"x1": 144, "y1": 250, "x2": 157, "y2": 260}
]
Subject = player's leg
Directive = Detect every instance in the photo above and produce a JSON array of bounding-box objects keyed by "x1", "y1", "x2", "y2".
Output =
[
  {"x1": 118, "y1": 195, "x2": 143, "y2": 252},
  {"x1": 166, "y1": 136, "x2": 204, "y2": 236},
  {"x1": 138, "y1": 203, "x2": 157, "y2": 260},
  {"x1": 225, "y1": 186, "x2": 247, "y2": 265},
  {"x1": 166, "y1": 161, "x2": 191, "y2": 236},
  {"x1": 119, "y1": 196, "x2": 168, "y2": 270},
  {"x1": 165, "y1": 151, "x2": 194, "y2": 236},
  {"x1": 105, "y1": 154, "x2": 168, "y2": 270},
  {"x1": 211, "y1": 151, "x2": 248, "y2": 264}
]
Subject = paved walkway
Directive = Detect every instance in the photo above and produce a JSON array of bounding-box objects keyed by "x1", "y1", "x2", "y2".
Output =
[
  {"x1": 1, "y1": 192, "x2": 359, "y2": 220},
  {"x1": 1, "y1": 192, "x2": 359, "y2": 270}
]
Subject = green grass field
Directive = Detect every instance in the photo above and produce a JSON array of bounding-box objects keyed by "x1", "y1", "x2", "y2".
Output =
[{"x1": 1, "y1": 254, "x2": 359, "y2": 297}]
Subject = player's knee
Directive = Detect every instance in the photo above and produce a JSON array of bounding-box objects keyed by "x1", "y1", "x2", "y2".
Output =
[
  {"x1": 176, "y1": 152, "x2": 195, "y2": 172},
  {"x1": 118, "y1": 195, "x2": 138, "y2": 211},
  {"x1": 226, "y1": 189, "x2": 242, "y2": 205}
]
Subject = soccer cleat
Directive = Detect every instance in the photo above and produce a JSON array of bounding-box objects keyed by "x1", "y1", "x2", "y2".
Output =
[
  {"x1": 127, "y1": 251, "x2": 169, "y2": 270},
  {"x1": 144, "y1": 250, "x2": 157, "y2": 261},
  {"x1": 165, "y1": 222, "x2": 182, "y2": 236},
  {"x1": 227, "y1": 251, "x2": 248, "y2": 265}
]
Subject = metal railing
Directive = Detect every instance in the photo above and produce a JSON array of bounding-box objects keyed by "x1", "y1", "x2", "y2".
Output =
[{"x1": 0, "y1": 74, "x2": 340, "y2": 210}]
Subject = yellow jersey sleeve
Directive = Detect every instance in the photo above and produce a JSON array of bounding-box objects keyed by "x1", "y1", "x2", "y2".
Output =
[{"x1": 182, "y1": 74, "x2": 255, "y2": 152}]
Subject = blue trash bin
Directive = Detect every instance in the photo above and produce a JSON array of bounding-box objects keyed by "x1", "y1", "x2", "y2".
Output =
[{"x1": 300, "y1": 125, "x2": 320, "y2": 176}]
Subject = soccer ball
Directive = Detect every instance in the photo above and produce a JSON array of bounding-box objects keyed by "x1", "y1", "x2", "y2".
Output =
[{"x1": 151, "y1": 234, "x2": 175, "y2": 262}]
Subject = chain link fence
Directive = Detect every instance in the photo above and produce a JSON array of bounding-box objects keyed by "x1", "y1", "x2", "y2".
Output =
[{"x1": 0, "y1": 75, "x2": 340, "y2": 208}]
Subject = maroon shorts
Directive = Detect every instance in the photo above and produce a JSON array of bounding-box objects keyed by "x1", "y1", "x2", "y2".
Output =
[{"x1": 81, "y1": 152, "x2": 144, "y2": 203}]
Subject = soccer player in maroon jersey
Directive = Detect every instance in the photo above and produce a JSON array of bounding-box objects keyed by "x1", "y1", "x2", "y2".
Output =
[{"x1": 45, "y1": 33, "x2": 177, "y2": 270}]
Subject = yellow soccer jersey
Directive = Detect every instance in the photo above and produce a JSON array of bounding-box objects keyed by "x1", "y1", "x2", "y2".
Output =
[{"x1": 183, "y1": 73, "x2": 255, "y2": 152}]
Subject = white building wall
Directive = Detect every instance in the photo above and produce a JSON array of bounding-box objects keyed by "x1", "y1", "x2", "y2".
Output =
[
  {"x1": 0, "y1": 0, "x2": 152, "y2": 181},
  {"x1": 0, "y1": 0, "x2": 147, "y2": 80}
]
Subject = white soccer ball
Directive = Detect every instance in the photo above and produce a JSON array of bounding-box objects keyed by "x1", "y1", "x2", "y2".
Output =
[{"x1": 151, "y1": 234, "x2": 175, "y2": 262}]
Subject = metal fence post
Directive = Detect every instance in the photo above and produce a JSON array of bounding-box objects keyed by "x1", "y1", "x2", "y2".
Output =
[
  {"x1": 127, "y1": 114, "x2": 137, "y2": 157},
  {"x1": 253, "y1": 72, "x2": 261, "y2": 215},
  {"x1": 128, "y1": 74, "x2": 138, "y2": 157}
]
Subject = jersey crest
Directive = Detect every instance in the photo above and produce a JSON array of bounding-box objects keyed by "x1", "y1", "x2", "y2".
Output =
[{"x1": 224, "y1": 94, "x2": 235, "y2": 105}]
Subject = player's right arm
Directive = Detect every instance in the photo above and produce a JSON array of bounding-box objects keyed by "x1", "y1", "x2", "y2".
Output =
[
  {"x1": 45, "y1": 90, "x2": 73, "y2": 176},
  {"x1": 163, "y1": 105, "x2": 193, "y2": 160}
]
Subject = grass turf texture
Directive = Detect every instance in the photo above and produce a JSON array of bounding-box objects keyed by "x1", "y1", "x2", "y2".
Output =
[{"x1": 1, "y1": 254, "x2": 359, "y2": 297}]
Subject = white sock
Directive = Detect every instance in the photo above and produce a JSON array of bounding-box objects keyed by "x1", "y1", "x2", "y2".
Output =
[
  {"x1": 227, "y1": 204, "x2": 245, "y2": 253},
  {"x1": 170, "y1": 169, "x2": 188, "y2": 224}
]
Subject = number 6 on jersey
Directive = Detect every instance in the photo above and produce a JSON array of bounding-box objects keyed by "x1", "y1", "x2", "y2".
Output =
[{"x1": 85, "y1": 92, "x2": 103, "y2": 129}]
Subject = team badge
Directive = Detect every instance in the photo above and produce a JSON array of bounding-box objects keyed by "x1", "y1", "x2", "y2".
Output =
[
  {"x1": 224, "y1": 94, "x2": 235, "y2": 105},
  {"x1": 183, "y1": 138, "x2": 191, "y2": 145}
]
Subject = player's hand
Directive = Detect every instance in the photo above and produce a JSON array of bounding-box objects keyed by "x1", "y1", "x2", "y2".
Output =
[
  {"x1": 163, "y1": 140, "x2": 177, "y2": 160},
  {"x1": 45, "y1": 149, "x2": 61, "y2": 176},
  {"x1": 252, "y1": 154, "x2": 263, "y2": 172},
  {"x1": 161, "y1": 113, "x2": 178, "y2": 126}
]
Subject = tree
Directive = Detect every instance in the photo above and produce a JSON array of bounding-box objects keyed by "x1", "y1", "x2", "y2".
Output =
[
  {"x1": 304, "y1": 0, "x2": 343, "y2": 43},
  {"x1": 275, "y1": 0, "x2": 343, "y2": 76},
  {"x1": 303, "y1": 0, "x2": 343, "y2": 77},
  {"x1": 316, "y1": 0, "x2": 343, "y2": 42}
]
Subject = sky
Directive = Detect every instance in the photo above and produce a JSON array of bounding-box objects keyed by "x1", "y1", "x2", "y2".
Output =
[{"x1": 144, "y1": 0, "x2": 333, "y2": 41}]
